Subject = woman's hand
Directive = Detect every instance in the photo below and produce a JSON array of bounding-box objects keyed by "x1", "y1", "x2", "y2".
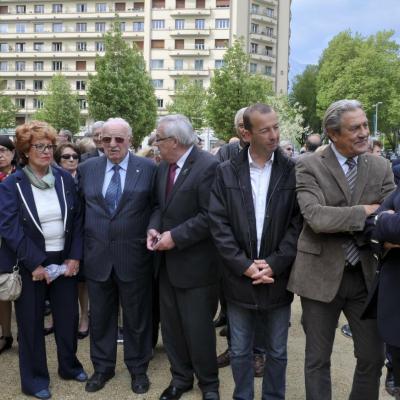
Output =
[
  {"x1": 64, "y1": 259, "x2": 80, "y2": 277},
  {"x1": 32, "y1": 266, "x2": 50, "y2": 284}
]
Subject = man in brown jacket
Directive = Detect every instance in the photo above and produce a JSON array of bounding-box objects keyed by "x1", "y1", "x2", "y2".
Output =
[{"x1": 288, "y1": 99, "x2": 395, "y2": 400}]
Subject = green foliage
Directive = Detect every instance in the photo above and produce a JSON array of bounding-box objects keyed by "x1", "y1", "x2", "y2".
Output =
[
  {"x1": 316, "y1": 30, "x2": 400, "y2": 140},
  {"x1": 87, "y1": 22, "x2": 157, "y2": 146},
  {"x1": 290, "y1": 65, "x2": 321, "y2": 133},
  {"x1": 0, "y1": 94, "x2": 18, "y2": 128},
  {"x1": 166, "y1": 77, "x2": 207, "y2": 130},
  {"x1": 206, "y1": 39, "x2": 274, "y2": 141},
  {"x1": 34, "y1": 74, "x2": 80, "y2": 134}
]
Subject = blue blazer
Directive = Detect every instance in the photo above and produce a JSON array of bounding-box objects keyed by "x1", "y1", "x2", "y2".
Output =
[{"x1": 0, "y1": 166, "x2": 83, "y2": 273}]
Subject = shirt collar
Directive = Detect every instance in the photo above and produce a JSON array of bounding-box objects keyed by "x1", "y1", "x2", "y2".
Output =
[
  {"x1": 176, "y1": 145, "x2": 194, "y2": 170},
  {"x1": 106, "y1": 151, "x2": 130, "y2": 172},
  {"x1": 248, "y1": 148, "x2": 275, "y2": 169},
  {"x1": 331, "y1": 143, "x2": 358, "y2": 167}
]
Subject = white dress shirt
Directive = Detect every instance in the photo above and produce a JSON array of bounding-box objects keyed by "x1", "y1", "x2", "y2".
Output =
[
  {"x1": 248, "y1": 149, "x2": 274, "y2": 256},
  {"x1": 331, "y1": 143, "x2": 358, "y2": 174},
  {"x1": 102, "y1": 152, "x2": 130, "y2": 197},
  {"x1": 173, "y1": 145, "x2": 194, "y2": 183}
]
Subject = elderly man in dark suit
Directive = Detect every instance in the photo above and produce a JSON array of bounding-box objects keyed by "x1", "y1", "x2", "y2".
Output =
[
  {"x1": 288, "y1": 99, "x2": 395, "y2": 400},
  {"x1": 147, "y1": 115, "x2": 220, "y2": 400},
  {"x1": 80, "y1": 121, "x2": 104, "y2": 161},
  {"x1": 79, "y1": 117, "x2": 156, "y2": 394}
]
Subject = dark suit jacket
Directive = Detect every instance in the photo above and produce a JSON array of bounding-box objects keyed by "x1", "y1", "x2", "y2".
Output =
[
  {"x1": 148, "y1": 146, "x2": 219, "y2": 289},
  {"x1": 78, "y1": 152, "x2": 156, "y2": 282},
  {"x1": 0, "y1": 167, "x2": 83, "y2": 273},
  {"x1": 81, "y1": 149, "x2": 101, "y2": 162},
  {"x1": 364, "y1": 187, "x2": 400, "y2": 347},
  {"x1": 288, "y1": 145, "x2": 395, "y2": 302}
]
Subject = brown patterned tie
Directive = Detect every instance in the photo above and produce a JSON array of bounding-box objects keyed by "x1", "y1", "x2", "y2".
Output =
[{"x1": 165, "y1": 163, "x2": 178, "y2": 199}]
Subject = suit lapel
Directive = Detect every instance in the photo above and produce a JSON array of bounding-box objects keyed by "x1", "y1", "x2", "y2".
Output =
[
  {"x1": 322, "y1": 146, "x2": 351, "y2": 204},
  {"x1": 352, "y1": 154, "x2": 369, "y2": 205},
  {"x1": 93, "y1": 156, "x2": 108, "y2": 213},
  {"x1": 52, "y1": 167, "x2": 66, "y2": 224}
]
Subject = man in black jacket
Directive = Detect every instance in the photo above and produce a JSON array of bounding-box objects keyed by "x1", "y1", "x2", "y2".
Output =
[{"x1": 209, "y1": 103, "x2": 302, "y2": 400}]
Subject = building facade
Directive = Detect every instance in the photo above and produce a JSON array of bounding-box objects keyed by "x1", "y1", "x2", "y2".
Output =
[{"x1": 0, "y1": 0, "x2": 291, "y2": 125}]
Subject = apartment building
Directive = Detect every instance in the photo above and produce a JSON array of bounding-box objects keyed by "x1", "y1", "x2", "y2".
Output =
[{"x1": 0, "y1": 0, "x2": 291, "y2": 125}]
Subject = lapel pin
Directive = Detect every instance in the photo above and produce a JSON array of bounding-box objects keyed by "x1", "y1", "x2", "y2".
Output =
[
  {"x1": 136, "y1": 169, "x2": 139, "y2": 173},
  {"x1": 182, "y1": 169, "x2": 189, "y2": 175}
]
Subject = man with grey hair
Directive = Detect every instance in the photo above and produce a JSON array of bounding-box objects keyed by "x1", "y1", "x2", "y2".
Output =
[
  {"x1": 147, "y1": 114, "x2": 220, "y2": 400},
  {"x1": 79, "y1": 117, "x2": 156, "y2": 394},
  {"x1": 288, "y1": 99, "x2": 395, "y2": 400},
  {"x1": 81, "y1": 120, "x2": 105, "y2": 161}
]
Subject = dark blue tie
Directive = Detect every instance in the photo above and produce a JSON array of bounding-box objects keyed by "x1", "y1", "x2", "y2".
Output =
[{"x1": 105, "y1": 164, "x2": 121, "y2": 213}]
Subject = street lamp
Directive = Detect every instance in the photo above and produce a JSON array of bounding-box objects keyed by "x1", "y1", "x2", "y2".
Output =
[{"x1": 373, "y1": 102, "x2": 383, "y2": 136}]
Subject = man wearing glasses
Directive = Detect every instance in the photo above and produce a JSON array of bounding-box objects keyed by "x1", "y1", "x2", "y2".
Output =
[{"x1": 78, "y1": 117, "x2": 156, "y2": 395}]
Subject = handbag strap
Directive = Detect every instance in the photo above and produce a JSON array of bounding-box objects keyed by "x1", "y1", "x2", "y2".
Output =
[{"x1": 13, "y1": 260, "x2": 19, "y2": 273}]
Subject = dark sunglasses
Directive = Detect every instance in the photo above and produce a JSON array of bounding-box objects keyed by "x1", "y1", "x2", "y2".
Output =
[
  {"x1": 101, "y1": 136, "x2": 126, "y2": 144},
  {"x1": 61, "y1": 154, "x2": 79, "y2": 160}
]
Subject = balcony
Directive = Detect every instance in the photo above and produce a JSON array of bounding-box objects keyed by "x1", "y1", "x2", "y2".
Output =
[
  {"x1": 0, "y1": 50, "x2": 101, "y2": 59},
  {"x1": 169, "y1": 47, "x2": 210, "y2": 57},
  {"x1": 169, "y1": 28, "x2": 211, "y2": 37},
  {"x1": 254, "y1": 0, "x2": 278, "y2": 6},
  {"x1": 249, "y1": 51, "x2": 275, "y2": 63},
  {"x1": 169, "y1": 8, "x2": 212, "y2": 17},
  {"x1": 251, "y1": 12, "x2": 276, "y2": 25},
  {"x1": 1, "y1": 66, "x2": 96, "y2": 77},
  {"x1": 168, "y1": 68, "x2": 209, "y2": 77},
  {"x1": 250, "y1": 32, "x2": 276, "y2": 44}
]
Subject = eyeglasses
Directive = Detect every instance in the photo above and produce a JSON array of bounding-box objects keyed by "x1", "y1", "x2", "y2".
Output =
[
  {"x1": 31, "y1": 144, "x2": 57, "y2": 153},
  {"x1": 61, "y1": 154, "x2": 79, "y2": 160},
  {"x1": 285, "y1": 147, "x2": 293, "y2": 151},
  {"x1": 155, "y1": 136, "x2": 173, "y2": 143},
  {"x1": 101, "y1": 136, "x2": 126, "y2": 144},
  {"x1": 0, "y1": 148, "x2": 12, "y2": 155}
]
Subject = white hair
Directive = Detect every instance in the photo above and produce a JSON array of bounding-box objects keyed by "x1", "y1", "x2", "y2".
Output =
[
  {"x1": 102, "y1": 117, "x2": 132, "y2": 137},
  {"x1": 158, "y1": 114, "x2": 196, "y2": 147}
]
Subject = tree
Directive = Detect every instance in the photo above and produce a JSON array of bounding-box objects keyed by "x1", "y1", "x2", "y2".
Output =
[
  {"x1": 316, "y1": 30, "x2": 400, "y2": 139},
  {"x1": 87, "y1": 22, "x2": 157, "y2": 146},
  {"x1": 34, "y1": 74, "x2": 81, "y2": 134},
  {"x1": 166, "y1": 77, "x2": 207, "y2": 130},
  {"x1": 0, "y1": 94, "x2": 18, "y2": 128},
  {"x1": 206, "y1": 39, "x2": 274, "y2": 141},
  {"x1": 290, "y1": 65, "x2": 321, "y2": 133}
]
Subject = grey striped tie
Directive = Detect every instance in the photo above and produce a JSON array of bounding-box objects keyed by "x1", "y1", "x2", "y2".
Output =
[
  {"x1": 344, "y1": 158, "x2": 360, "y2": 266},
  {"x1": 105, "y1": 164, "x2": 121, "y2": 214}
]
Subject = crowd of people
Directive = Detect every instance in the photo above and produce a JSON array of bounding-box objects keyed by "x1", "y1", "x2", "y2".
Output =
[{"x1": 0, "y1": 98, "x2": 400, "y2": 400}]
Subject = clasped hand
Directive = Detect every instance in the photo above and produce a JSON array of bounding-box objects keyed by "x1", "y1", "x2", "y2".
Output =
[
  {"x1": 244, "y1": 260, "x2": 274, "y2": 285},
  {"x1": 147, "y1": 229, "x2": 176, "y2": 251}
]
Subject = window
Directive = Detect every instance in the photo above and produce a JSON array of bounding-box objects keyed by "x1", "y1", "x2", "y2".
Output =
[
  {"x1": 152, "y1": 0, "x2": 165, "y2": 8},
  {"x1": 215, "y1": 19, "x2": 229, "y2": 29},
  {"x1": 176, "y1": 0, "x2": 185, "y2": 8},
  {"x1": 195, "y1": 39, "x2": 205, "y2": 50},
  {"x1": 96, "y1": 42, "x2": 105, "y2": 51},
  {"x1": 215, "y1": 60, "x2": 224, "y2": 69},
  {"x1": 76, "y1": 41, "x2": 87, "y2": 51},
  {"x1": 16, "y1": 61, "x2": 25, "y2": 71},
  {"x1": 95, "y1": 22, "x2": 106, "y2": 32},
  {"x1": 33, "y1": 80, "x2": 43, "y2": 90},
  {"x1": 175, "y1": 19, "x2": 184, "y2": 30},
  {"x1": 0, "y1": 6, "x2": 8, "y2": 14},
  {"x1": 133, "y1": 22, "x2": 144, "y2": 31},
  {"x1": 157, "y1": 98, "x2": 164, "y2": 108},
  {"x1": 196, "y1": 0, "x2": 205, "y2": 8},
  {"x1": 34, "y1": 61, "x2": 44, "y2": 71},
  {"x1": 34, "y1": 23, "x2": 44, "y2": 33},
  {"x1": 174, "y1": 79, "x2": 183, "y2": 89},
  {"x1": 133, "y1": 2, "x2": 144, "y2": 10},
  {"x1": 52, "y1": 42, "x2": 62, "y2": 52},
  {"x1": 78, "y1": 99, "x2": 87, "y2": 109},
  {"x1": 15, "y1": 43, "x2": 25, "y2": 52},
  {"x1": 194, "y1": 79, "x2": 203, "y2": 88},
  {"x1": 52, "y1": 61, "x2": 63, "y2": 71},
  {"x1": 152, "y1": 20, "x2": 165, "y2": 29},
  {"x1": 34, "y1": 5, "x2": 45, "y2": 13},
  {"x1": 15, "y1": 98, "x2": 25, "y2": 108},
  {"x1": 115, "y1": 2, "x2": 126, "y2": 11},
  {"x1": 194, "y1": 59, "x2": 204, "y2": 70},
  {"x1": 119, "y1": 22, "x2": 126, "y2": 32},
  {"x1": 216, "y1": 0, "x2": 230, "y2": 7},
  {"x1": 265, "y1": 27, "x2": 273, "y2": 37},
  {"x1": 265, "y1": 46, "x2": 273, "y2": 56},
  {"x1": 0, "y1": 61, "x2": 8, "y2": 71},
  {"x1": 175, "y1": 39, "x2": 184, "y2": 49},
  {"x1": 215, "y1": 39, "x2": 228, "y2": 48},
  {"x1": 53, "y1": 23, "x2": 63, "y2": 33},
  {"x1": 15, "y1": 80, "x2": 25, "y2": 90},
  {"x1": 266, "y1": 8, "x2": 274, "y2": 17},
  {"x1": 251, "y1": 3, "x2": 259, "y2": 14},
  {"x1": 76, "y1": 23, "x2": 87, "y2": 33},
  {"x1": 133, "y1": 41, "x2": 144, "y2": 50},
  {"x1": 76, "y1": 61, "x2": 86, "y2": 71},
  {"x1": 52, "y1": 4, "x2": 63, "y2": 13},
  {"x1": 77, "y1": 3, "x2": 87, "y2": 12},
  {"x1": 0, "y1": 24, "x2": 8, "y2": 33},
  {"x1": 264, "y1": 65, "x2": 272, "y2": 76},
  {"x1": 34, "y1": 42, "x2": 44, "y2": 52},
  {"x1": 151, "y1": 40, "x2": 165, "y2": 49},
  {"x1": 152, "y1": 79, "x2": 164, "y2": 88},
  {"x1": 96, "y1": 3, "x2": 107, "y2": 12},
  {"x1": 251, "y1": 23, "x2": 258, "y2": 33},
  {"x1": 250, "y1": 63, "x2": 257, "y2": 73},
  {"x1": 16, "y1": 23, "x2": 26, "y2": 33},
  {"x1": 195, "y1": 19, "x2": 205, "y2": 29},
  {"x1": 250, "y1": 43, "x2": 258, "y2": 54},
  {"x1": 76, "y1": 80, "x2": 86, "y2": 90},
  {"x1": 175, "y1": 59, "x2": 183, "y2": 70},
  {"x1": 16, "y1": 5, "x2": 26, "y2": 14},
  {"x1": 33, "y1": 98, "x2": 44, "y2": 109},
  {"x1": 0, "y1": 43, "x2": 8, "y2": 53},
  {"x1": 150, "y1": 59, "x2": 164, "y2": 69}
]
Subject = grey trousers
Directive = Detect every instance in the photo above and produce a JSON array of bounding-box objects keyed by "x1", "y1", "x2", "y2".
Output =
[{"x1": 301, "y1": 267, "x2": 384, "y2": 400}]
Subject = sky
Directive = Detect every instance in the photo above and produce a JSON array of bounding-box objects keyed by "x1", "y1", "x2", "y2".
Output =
[{"x1": 289, "y1": 0, "x2": 400, "y2": 84}]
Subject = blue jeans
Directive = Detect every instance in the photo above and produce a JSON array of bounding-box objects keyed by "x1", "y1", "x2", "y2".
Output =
[{"x1": 228, "y1": 302, "x2": 291, "y2": 400}]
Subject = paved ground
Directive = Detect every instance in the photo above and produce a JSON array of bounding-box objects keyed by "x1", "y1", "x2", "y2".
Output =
[{"x1": 0, "y1": 297, "x2": 392, "y2": 399}]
